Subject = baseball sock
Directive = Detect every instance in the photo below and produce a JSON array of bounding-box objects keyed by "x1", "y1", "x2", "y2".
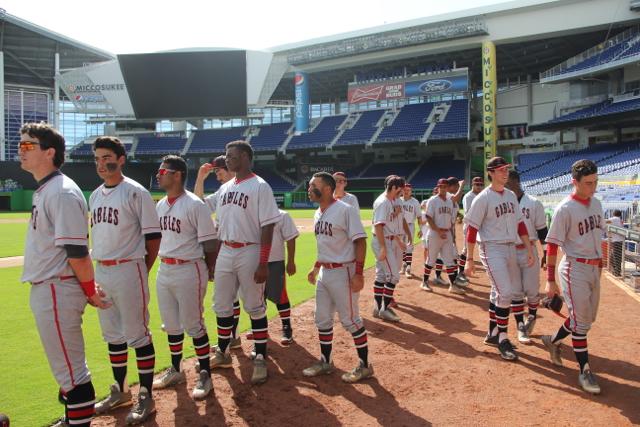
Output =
[
  {"x1": 488, "y1": 302, "x2": 497, "y2": 336},
  {"x1": 135, "y1": 343, "x2": 155, "y2": 397},
  {"x1": 383, "y1": 282, "x2": 396, "y2": 309},
  {"x1": 319, "y1": 327, "x2": 333, "y2": 363},
  {"x1": 402, "y1": 251, "x2": 407, "y2": 266},
  {"x1": 108, "y1": 342, "x2": 128, "y2": 392},
  {"x1": 458, "y1": 254, "x2": 467, "y2": 275},
  {"x1": 423, "y1": 264, "x2": 433, "y2": 283},
  {"x1": 511, "y1": 299, "x2": 526, "y2": 327},
  {"x1": 277, "y1": 302, "x2": 292, "y2": 330},
  {"x1": 351, "y1": 326, "x2": 369, "y2": 366},
  {"x1": 251, "y1": 316, "x2": 269, "y2": 357},
  {"x1": 216, "y1": 315, "x2": 234, "y2": 354},
  {"x1": 167, "y1": 333, "x2": 184, "y2": 372},
  {"x1": 231, "y1": 300, "x2": 241, "y2": 339},
  {"x1": 528, "y1": 301, "x2": 539, "y2": 318},
  {"x1": 572, "y1": 332, "x2": 589, "y2": 373},
  {"x1": 373, "y1": 281, "x2": 385, "y2": 310},
  {"x1": 406, "y1": 251, "x2": 413, "y2": 270},
  {"x1": 551, "y1": 318, "x2": 572, "y2": 344},
  {"x1": 193, "y1": 333, "x2": 211, "y2": 374},
  {"x1": 494, "y1": 306, "x2": 510, "y2": 342},
  {"x1": 446, "y1": 265, "x2": 458, "y2": 285},
  {"x1": 435, "y1": 259, "x2": 443, "y2": 278},
  {"x1": 65, "y1": 381, "x2": 95, "y2": 427}
]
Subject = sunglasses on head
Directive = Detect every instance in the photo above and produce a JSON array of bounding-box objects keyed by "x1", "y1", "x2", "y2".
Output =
[
  {"x1": 18, "y1": 141, "x2": 42, "y2": 152},
  {"x1": 157, "y1": 168, "x2": 177, "y2": 176}
]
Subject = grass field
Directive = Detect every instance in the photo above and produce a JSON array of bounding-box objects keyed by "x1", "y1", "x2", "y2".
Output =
[{"x1": 0, "y1": 210, "x2": 377, "y2": 427}]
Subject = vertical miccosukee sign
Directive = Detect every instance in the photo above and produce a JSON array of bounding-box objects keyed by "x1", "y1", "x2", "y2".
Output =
[
  {"x1": 294, "y1": 71, "x2": 309, "y2": 133},
  {"x1": 482, "y1": 41, "x2": 497, "y2": 181}
]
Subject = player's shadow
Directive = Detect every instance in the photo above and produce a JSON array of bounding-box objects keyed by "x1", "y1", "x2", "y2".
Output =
[{"x1": 397, "y1": 302, "x2": 486, "y2": 340}]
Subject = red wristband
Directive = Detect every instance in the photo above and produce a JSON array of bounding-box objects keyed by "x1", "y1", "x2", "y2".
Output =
[
  {"x1": 355, "y1": 261, "x2": 364, "y2": 275},
  {"x1": 80, "y1": 279, "x2": 96, "y2": 298},
  {"x1": 518, "y1": 221, "x2": 528, "y2": 237},
  {"x1": 546, "y1": 266, "x2": 555, "y2": 281},
  {"x1": 259, "y1": 243, "x2": 271, "y2": 265},
  {"x1": 314, "y1": 261, "x2": 321, "y2": 269},
  {"x1": 466, "y1": 226, "x2": 478, "y2": 244}
]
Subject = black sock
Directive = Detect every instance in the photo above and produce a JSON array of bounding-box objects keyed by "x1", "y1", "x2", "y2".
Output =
[
  {"x1": 383, "y1": 282, "x2": 396, "y2": 309},
  {"x1": 135, "y1": 343, "x2": 155, "y2": 396},
  {"x1": 494, "y1": 306, "x2": 510, "y2": 341},
  {"x1": 402, "y1": 251, "x2": 407, "y2": 264},
  {"x1": 65, "y1": 381, "x2": 95, "y2": 427},
  {"x1": 319, "y1": 327, "x2": 333, "y2": 363},
  {"x1": 373, "y1": 281, "x2": 385, "y2": 310},
  {"x1": 511, "y1": 299, "x2": 525, "y2": 326},
  {"x1": 216, "y1": 315, "x2": 234, "y2": 354},
  {"x1": 108, "y1": 342, "x2": 128, "y2": 392},
  {"x1": 232, "y1": 300, "x2": 241, "y2": 339},
  {"x1": 572, "y1": 332, "x2": 589, "y2": 373},
  {"x1": 277, "y1": 302, "x2": 292, "y2": 330},
  {"x1": 552, "y1": 318, "x2": 572, "y2": 344},
  {"x1": 423, "y1": 264, "x2": 433, "y2": 283},
  {"x1": 528, "y1": 301, "x2": 539, "y2": 318},
  {"x1": 351, "y1": 326, "x2": 368, "y2": 366},
  {"x1": 488, "y1": 302, "x2": 497, "y2": 336},
  {"x1": 193, "y1": 333, "x2": 211, "y2": 373},
  {"x1": 447, "y1": 265, "x2": 458, "y2": 285},
  {"x1": 435, "y1": 259, "x2": 443, "y2": 278},
  {"x1": 168, "y1": 333, "x2": 184, "y2": 372},
  {"x1": 459, "y1": 254, "x2": 467, "y2": 275},
  {"x1": 251, "y1": 316, "x2": 269, "y2": 358}
]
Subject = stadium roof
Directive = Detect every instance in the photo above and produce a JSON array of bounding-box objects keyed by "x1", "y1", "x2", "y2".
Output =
[{"x1": 0, "y1": 9, "x2": 114, "y2": 88}]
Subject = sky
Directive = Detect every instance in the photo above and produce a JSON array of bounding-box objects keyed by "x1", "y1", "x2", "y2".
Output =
[{"x1": 1, "y1": 0, "x2": 514, "y2": 54}]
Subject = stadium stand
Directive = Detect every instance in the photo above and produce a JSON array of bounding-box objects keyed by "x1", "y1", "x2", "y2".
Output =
[
  {"x1": 70, "y1": 142, "x2": 133, "y2": 157},
  {"x1": 517, "y1": 151, "x2": 567, "y2": 173},
  {"x1": 360, "y1": 161, "x2": 420, "y2": 179},
  {"x1": 189, "y1": 127, "x2": 247, "y2": 154},
  {"x1": 335, "y1": 109, "x2": 386, "y2": 146},
  {"x1": 287, "y1": 115, "x2": 347, "y2": 149},
  {"x1": 249, "y1": 122, "x2": 291, "y2": 151},
  {"x1": 135, "y1": 135, "x2": 186, "y2": 155},
  {"x1": 376, "y1": 103, "x2": 434, "y2": 143},
  {"x1": 429, "y1": 99, "x2": 469, "y2": 140},
  {"x1": 410, "y1": 157, "x2": 465, "y2": 189}
]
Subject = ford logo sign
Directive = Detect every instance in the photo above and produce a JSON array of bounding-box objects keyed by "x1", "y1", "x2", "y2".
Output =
[{"x1": 419, "y1": 79, "x2": 452, "y2": 93}]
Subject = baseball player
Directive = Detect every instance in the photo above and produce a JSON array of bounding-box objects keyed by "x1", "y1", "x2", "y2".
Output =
[
  {"x1": 304, "y1": 172, "x2": 372, "y2": 382},
  {"x1": 152, "y1": 155, "x2": 217, "y2": 400},
  {"x1": 400, "y1": 184, "x2": 421, "y2": 278},
  {"x1": 210, "y1": 140, "x2": 280, "y2": 385},
  {"x1": 445, "y1": 176, "x2": 468, "y2": 284},
  {"x1": 464, "y1": 157, "x2": 535, "y2": 361},
  {"x1": 422, "y1": 179, "x2": 465, "y2": 294},
  {"x1": 19, "y1": 123, "x2": 109, "y2": 427},
  {"x1": 505, "y1": 170, "x2": 547, "y2": 344},
  {"x1": 371, "y1": 176, "x2": 408, "y2": 322},
  {"x1": 89, "y1": 137, "x2": 162, "y2": 424},
  {"x1": 194, "y1": 156, "x2": 242, "y2": 350},
  {"x1": 541, "y1": 159, "x2": 603, "y2": 394},
  {"x1": 460, "y1": 177, "x2": 485, "y2": 277},
  {"x1": 333, "y1": 171, "x2": 360, "y2": 212},
  {"x1": 419, "y1": 187, "x2": 437, "y2": 268}
]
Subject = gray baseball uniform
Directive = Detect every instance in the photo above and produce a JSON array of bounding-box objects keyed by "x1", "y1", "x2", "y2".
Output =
[
  {"x1": 213, "y1": 173, "x2": 280, "y2": 318},
  {"x1": 401, "y1": 196, "x2": 421, "y2": 248},
  {"x1": 547, "y1": 195, "x2": 604, "y2": 334},
  {"x1": 156, "y1": 191, "x2": 216, "y2": 337},
  {"x1": 313, "y1": 200, "x2": 367, "y2": 333},
  {"x1": 90, "y1": 177, "x2": 160, "y2": 348},
  {"x1": 337, "y1": 192, "x2": 360, "y2": 213},
  {"x1": 22, "y1": 171, "x2": 92, "y2": 392},
  {"x1": 513, "y1": 193, "x2": 546, "y2": 303},
  {"x1": 426, "y1": 194, "x2": 457, "y2": 267},
  {"x1": 464, "y1": 187, "x2": 523, "y2": 307},
  {"x1": 372, "y1": 193, "x2": 402, "y2": 285},
  {"x1": 265, "y1": 210, "x2": 299, "y2": 303}
]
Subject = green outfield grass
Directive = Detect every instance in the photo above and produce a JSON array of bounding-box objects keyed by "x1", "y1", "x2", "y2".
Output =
[
  {"x1": 0, "y1": 212, "x2": 30, "y2": 219},
  {"x1": 0, "y1": 222, "x2": 28, "y2": 257},
  {"x1": 0, "y1": 219, "x2": 376, "y2": 426}
]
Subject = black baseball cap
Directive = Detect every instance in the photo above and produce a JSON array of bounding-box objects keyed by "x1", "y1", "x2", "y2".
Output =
[
  {"x1": 210, "y1": 155, "x2": 227, "y2": 170},
  {"x1": 486, "y1": 156, "x2": 511, "y2": 171}
]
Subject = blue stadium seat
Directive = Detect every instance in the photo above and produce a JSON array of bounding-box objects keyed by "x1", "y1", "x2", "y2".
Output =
[
  {"x1": 335, "y1": 110, "x2": 385, "y2": 147},
  {"x1": 189, "y1": 127, "x2": 247, "y2": 154},
  {"x1": 135, "y1": 136, "x2": 186, "y2": 155},
  {"x1": 287, "y1": 115, "x2": 347, "y2": 149},
  {"x1": 250, "y1": 122, "x2": 291, "y2": 151},
  {"x1": 376, "y1": 103, "x2": 435, "y2": 143}
]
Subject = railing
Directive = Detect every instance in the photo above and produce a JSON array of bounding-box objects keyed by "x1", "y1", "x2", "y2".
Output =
[{"x1": 606, "y1": 224, "x2": 640, "y2": 292}]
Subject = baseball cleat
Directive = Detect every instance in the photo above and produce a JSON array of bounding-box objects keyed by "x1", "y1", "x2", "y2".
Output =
[
  {"x1": 457, "y1": 272, "x2": 469, "y2": 283},
  {"x1": 434, "y1": 277, "x2": 448, "y2": 286},
  {"x1": 51, "y1": 417, "x2": 70, "y2": 427},
  {"x1": 379, "y1": 308, "x2": 401, "y2": 322},
  {"x1": 517, "y1": 323, "x2": 532, "y2": 345},
  {"x1": 405, "y1": 270, "x2": 413, "y2": 278},
  {"x1": 420, "y1": 281, "x2": 433, "y2": 292},
  {"x1": 400, "y1": 263, "x2": 407, "y2": 274},
  {"x1": 541, "y1": 335, "x2": 563, "y2": 366},
  {"x1": 280, "y1": 327, "x2": 293, "y2": 345},
  {"x1": 125, "y1": 386, "x2": 155, "y2": 425},
  {"x1": 303, "y1": 360, "x2": 334, "y2": 377},
  {"x1": 210, "y1": 348, "x2": 233, "y2": 369},
  {"x1": 372, "y1": 307, "x2": 381, "y2": 319},
  {"x1": 448, "y1": 284, "x2": 466, "y2": 295},
  {"x1": 524, "y1": 314, "x2": 537, "y2": 336},
  {"x1": 192, "y1": 370, "x2": 213, "y2": 400},
  {"x1": 578, "y1": 365, "x2": 601, "y2": 395},
  {"x1": 483, "y1": 333, "x2": 500, "y2": 347},
  {"x1": 95, "y1": 382, "x2": 133, "y2": 415},
  {"x1": 251, "y1": 354, "x2": 268, "y2": 385},
  {"x1": 454, "y1": 276, "x2": 468, "y2": 288},
  {"x1": 211, "y1": 336, "x2": 242, "y2": 353},
  {"x1": 342, "y1": 361, "x2": 374, "y2": 383},
  {"x1": 498, "y1": 338, "x2": 519, "y2": 361},
  {"x1": 153, "y1": 366, "x2": 186, "y2": 389}
]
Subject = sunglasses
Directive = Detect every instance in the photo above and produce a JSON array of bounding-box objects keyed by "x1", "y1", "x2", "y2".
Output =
[
  {"x1": 18, "y1": 141, "x2": 42, "y2": 152},
  {"x1": 157, "y1": 168, "x2": 177, "y2": 176}
]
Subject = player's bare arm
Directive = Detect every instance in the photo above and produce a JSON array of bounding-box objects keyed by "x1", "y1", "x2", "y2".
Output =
[
  {"x1": 374, "y1": 223, "x2": 387, "y2": 261},
  {"x1": 350, "y1": 237, "x2": 367, "y2": 292},
  {"x1": 452, "y1": 180, "x2": 465, "y2": 204},
  {"x1": 286, "y1": 238, "x2": 297, "y2": 276},
  {"x1": 67, "y1": 255, "x2": 111, "y2": 309},
  {"x1": 203, "y1": 238, "x2": 219, "y2": 281},
  {"x1": 464, "y1": 225, "x2": 477, "y2": 277},
  {"x1": 255, "y1": 223, "x2": 275, "y2": 284},
  {"x1": 545, "y1": 242, "x2": 560, "y2": 297},
  {"x1": 144, "y1": 235, "x2": 161, "y2": 272},
  {"x1": 426, "y1": 214, "x2": 447, "y2": 240},
  {"x1": 194, "y1": 163, "x2": 214, "y2": 199}
]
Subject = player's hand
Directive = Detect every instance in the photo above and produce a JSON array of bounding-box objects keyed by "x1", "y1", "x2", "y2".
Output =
[
  {"x1": 198, "y1": 163, "x2": 214, "y2": 179},
  {"x1": 438, "y1": 229, "x2": 448, "y2": 240},
  {"x1": 545, "y1": 280, "x2": 559, "y2": 298},
  {"x1": 397, "y1": 240, "x2": 407, "y2": 251},
  {"x1": 208, "y1": 267, "x2": 215, "y2": 281},
  {"x1": 377, "y1": 246, "x2": 387, "y2": 262},
  {"x1": 527, "y1": 249, "x2": 535, "y2": 267},
  {"x1": 418, "y1": 230, "x2": 423, "y2": 238},
  {"x1": 286, "y1": 261, "x2": 296, "y2": 276},
  {"x1": 540, "y1": 253, "x2": 547, "y2": 269},
  {"x1": 87, "y1": 286, "x2": 111, "y2": 309},
  {"x1": 307, "y1": 268, "x2": 319, "y2": 285},
  {"x1": 350, "y1": 274, "x2": 364, "y2": 292},
  {"x1": 254, "y1": 263, "x2": 268, "y2": 284},
  {"x1": 464, "y1": 261, "x2": 475, "y2": 277}
]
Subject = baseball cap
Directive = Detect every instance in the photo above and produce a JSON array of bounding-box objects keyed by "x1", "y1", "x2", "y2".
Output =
[
  {"x1": 210, "y1": 155, "x2": 227, "y2": 170},
  {"x1": 437, "y1": 178, "x2": 448, "y2": 186},
  {"x1": 404, "y1": 183, "x2": 412, "y2": 188},
  {"x1": 472, "y1": 176, "x2": 484, "y2": 184},
  {"x1": 333, "y1": 171, "x2": 346, "y2": 178},
  {"x1": 487, "y1": 156, "x2": 511, "y2": 171}
]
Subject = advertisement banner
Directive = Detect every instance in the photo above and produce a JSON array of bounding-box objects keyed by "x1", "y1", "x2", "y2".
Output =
[
  {"x1": 404, "y1": 75, "x2": 468, "y2": 97},
  {"x1": 347, "y1": 83, "x2": 404, "y2": 103},
  {"x1": 294, "y1": 71, "x2": 309, "y2": 133},
  {"x1": 298, "y1": 164, "x2": 335, "y2": 180},
  {"x1": 482, "y1": 41, "x2": 498, "y2": 182}
]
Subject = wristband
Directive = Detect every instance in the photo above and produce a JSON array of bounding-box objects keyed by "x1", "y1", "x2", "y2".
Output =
[
  {"x1": 546, "y1": 266, "x2": 555, "y2": 281},
  {"x1": 355, "y1": 261, "x2": 364, "y2": 275},
  {"x1": 80, "y1": 279, "x2": 97, "y2": 298},
  {"x1": 259, "y1": 243, "x2": 271, "y2": 265}
]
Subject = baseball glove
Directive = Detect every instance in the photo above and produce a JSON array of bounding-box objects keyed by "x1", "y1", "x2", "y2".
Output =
[{"x1": 541, "y1": 294, "x2": 565, "y2": 318}]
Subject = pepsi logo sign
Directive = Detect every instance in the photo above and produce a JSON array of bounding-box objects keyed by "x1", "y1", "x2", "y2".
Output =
[{"x1": 294, "y1": 74, "x2": 305, "y2": 86}]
